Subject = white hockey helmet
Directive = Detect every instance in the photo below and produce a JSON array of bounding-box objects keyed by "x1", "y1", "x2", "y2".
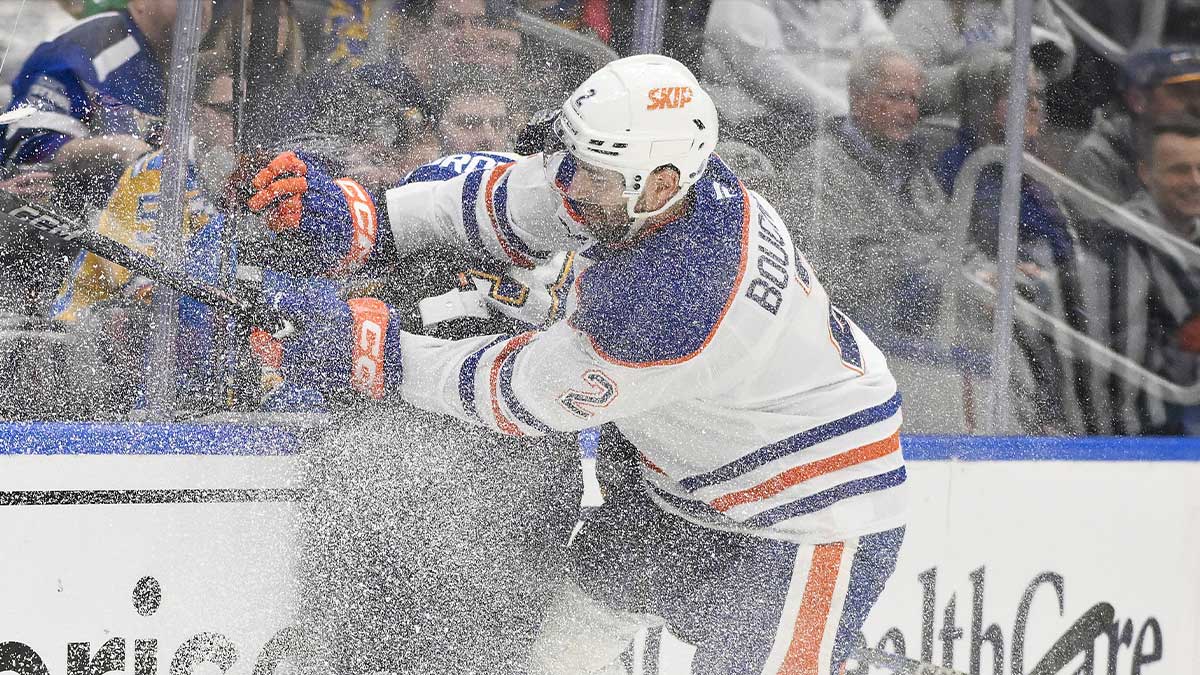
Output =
[{"x1": 544, "y1": 54, "x2": 719, "y2": 225}]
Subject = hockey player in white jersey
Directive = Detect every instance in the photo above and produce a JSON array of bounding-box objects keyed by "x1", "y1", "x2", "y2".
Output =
[{"x1": 244, "y1": 54, "x2": 907, "y2": 674}]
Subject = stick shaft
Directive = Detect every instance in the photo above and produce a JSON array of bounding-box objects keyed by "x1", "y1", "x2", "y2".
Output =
[{"x1": 0, "y1": 190, "x2": 290, "y2": 334}]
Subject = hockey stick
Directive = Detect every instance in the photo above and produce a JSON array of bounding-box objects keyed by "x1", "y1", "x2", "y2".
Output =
[
  {"x1": 0, "y1": 189, "x2": 294, "y2": 336},
  {"x1": 847, "y1": 647, "x2": 970, "y2": 675}
]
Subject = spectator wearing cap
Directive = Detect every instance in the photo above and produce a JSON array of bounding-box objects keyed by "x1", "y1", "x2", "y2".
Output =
[
  {"x1": 890, "y1": 0, "x2": 1075, "y2": 115},
  {"x1": 1104, "y1": 115, "x2": 1200, "y2": 435},
  {"x1": 1066, "y1": 46, "x2": 1200, "y2": 208},
  {"x1": 701, "y1": 0, "x2": 894, "y2": 166},
  {"x1": 0, "y1": 0, "x2": 212, "y2": 203}
]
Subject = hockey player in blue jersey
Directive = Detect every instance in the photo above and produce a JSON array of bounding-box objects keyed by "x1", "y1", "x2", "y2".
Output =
[
  {"x1": 0, "y1": 1, "x2": 206, "y2": 173},
  {"x1": 244, "y1": 55, "x2": 907, "y2": 674}
]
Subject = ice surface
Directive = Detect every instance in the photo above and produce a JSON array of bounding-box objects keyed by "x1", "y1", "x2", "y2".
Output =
[{"x1": 296, "y1": 400, "x2": 583, "y2": 674}]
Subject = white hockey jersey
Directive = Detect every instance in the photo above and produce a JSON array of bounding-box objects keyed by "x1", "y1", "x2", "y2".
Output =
[
  {"x1": 398, "y1": 152, "x2": 579, "y2": 331},
  {"x1": 385, "y1": 153, "x2": 906, "y2": 544}
]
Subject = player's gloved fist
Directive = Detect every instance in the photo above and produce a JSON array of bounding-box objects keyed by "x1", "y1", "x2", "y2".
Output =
[
  {"x1": 246, "y1": 151, "x2": 380, "y2": 276},
  {"x1": 246, "y1": 151, "x2": 308, "y2": 231},
  {"x1": 260, "y1": 271, "x2": 403, "y2": 400}
]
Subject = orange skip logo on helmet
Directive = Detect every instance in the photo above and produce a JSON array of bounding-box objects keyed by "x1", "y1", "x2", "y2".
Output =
[{"x1": 647, "y1": 86, "x2": 693, "y2": 110}]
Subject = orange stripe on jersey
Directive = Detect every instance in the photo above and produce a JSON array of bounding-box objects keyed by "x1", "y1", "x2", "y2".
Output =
[
  {"x1": 709, "y1": 431, "x2": 900, "y2": 513},
  {"x1": 780, "y1": 542, "x2": 844, "y2": 674},
  {"x1": 583, "y1": 181, "x2": 753, "y2": 369},
  {"x1": 488, "y1": 331, "x2": 536, "y2": 436},
  {"x1": 483, "y1": 163, "x2": 534, "y2": 268},
  {"x1": 640, "y1": 452, "x2": 668, "y2": 476}
]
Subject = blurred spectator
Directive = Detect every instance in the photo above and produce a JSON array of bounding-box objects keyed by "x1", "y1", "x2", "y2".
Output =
[
  {"x1": 1107, "y1": 115, "x2": 1200, "y2": 435},
  {"x1": 48, "y1": 62, "x2": 252, "y2": 414},
  {"x1": 935, "y1": 48, "x2": 1074, "y2": 433},
  {"x1": 1066, "y1": 46, "x2": 1200, "y2": 208},
  {"x1": 431, "y1": 67, "x2": 517, "y2": 154},
  {"x1": 788, "y1": 45, "x2": 981, "y2": 433},
  {"x1": 890, "y1": 0, "x2": 1076, "y2": 115},
  {"x1": 283, "y1": 60, "x2": 429, "y2": 194},
  {"x1": 395, "y1": 0, "x2": 522, "y2": 87},
  {"x1": 0, "y1": 1, "x2": 75, "y2": 108},
  {"x1": 363, "y1": 64, "x2": 523, "y2": 176},
  {"x1": 0, "y1": 0, "x2": 214, "y2": 209},
  {"x1": 787, "y1": 44, "x2": 949, "y2": 338},
  {"x1": 1128, "y1": 115, "x2": 1200, "y2": 241},
  {"x1": 701, "y1": 0, "x2": 893, "y2": 165},
  {"x1": 935, "y1": 49, "x2": 1073, "y2": 268}
]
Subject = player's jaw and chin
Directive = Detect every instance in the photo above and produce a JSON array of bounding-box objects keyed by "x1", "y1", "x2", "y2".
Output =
[{"x1": 551, "y1": 155, "x2": 684, "y2": 244}]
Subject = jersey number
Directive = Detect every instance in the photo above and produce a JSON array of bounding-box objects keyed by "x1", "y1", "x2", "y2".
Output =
[{"x1": 559, "y1": 370, "x2": 618, "y2": 419}]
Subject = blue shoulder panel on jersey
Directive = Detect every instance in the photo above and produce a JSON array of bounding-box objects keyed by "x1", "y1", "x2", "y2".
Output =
[
  {"x1": 2, "y1": 11, "x2": 165, "y2": 166},
  {"x1": 14, "y1": 12, "x2": 163, "y2": 114},
  {"x1": 567, "y1": 156, "x2": 749, "y2": 366}
]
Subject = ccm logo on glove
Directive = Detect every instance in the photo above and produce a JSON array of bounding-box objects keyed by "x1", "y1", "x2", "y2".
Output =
[
  {"x1": 349, "y1": 297, "x2": 390, "y2": 399},
  {"x1": 333, "y1": 177, "x2": 378, "y2": 275}
]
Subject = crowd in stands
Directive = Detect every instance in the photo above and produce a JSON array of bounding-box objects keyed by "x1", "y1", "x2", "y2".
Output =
[{"x1": 0, "y1": 0, "x2": 1198, "y2": 436}]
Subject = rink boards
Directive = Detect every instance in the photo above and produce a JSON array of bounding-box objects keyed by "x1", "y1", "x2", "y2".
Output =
[{"x1": 0, "y1": 425, "x2": 1197, "y2": 675}]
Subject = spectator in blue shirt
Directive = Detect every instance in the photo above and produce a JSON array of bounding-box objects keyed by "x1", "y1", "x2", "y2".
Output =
[{"x1": 935, "y1": 48, "x2": 1073, "y2": 268}]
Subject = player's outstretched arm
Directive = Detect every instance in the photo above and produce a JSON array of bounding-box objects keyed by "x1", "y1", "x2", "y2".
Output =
[
  {"x1": 398, "y1": 319, "x2": 695, "y2": 437},
  {"x1": 243, "y1": 151, "x2": 382, "y2": 276},
  {"x1": 385, "y1": 154, "x2": 564, "y2": 271},
  {"x1": 262, "y1": 271, "x2": 692, "y2": 433}
]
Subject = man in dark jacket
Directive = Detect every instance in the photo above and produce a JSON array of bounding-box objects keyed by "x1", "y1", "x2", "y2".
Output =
[
  {"x1": 788, "y1": 44, "x2": 948, "y2": 336},
  {"x1": 787, "y1": 45, "x2": 965, "y2": 432},
  {"x1": 1106, "y1": 115, "x2": 1200, "y2": 435},
  {"x1": 1066, "y1": 46, "x2": 1200, "y2": 209}
]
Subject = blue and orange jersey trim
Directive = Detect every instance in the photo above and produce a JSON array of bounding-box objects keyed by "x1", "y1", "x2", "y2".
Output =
[
  {"x1": 566, "y1": 155, "x2": 752, "y2": 368},
  {"x1": 487, "y1": 331, "x2": 538, "y2": 436},
  {"x1": 678, "y1": 392, "x2": 902, "y2": 492},
  {"x1": 483, "y1": 163, "x2": 551, "y2": 269}
]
